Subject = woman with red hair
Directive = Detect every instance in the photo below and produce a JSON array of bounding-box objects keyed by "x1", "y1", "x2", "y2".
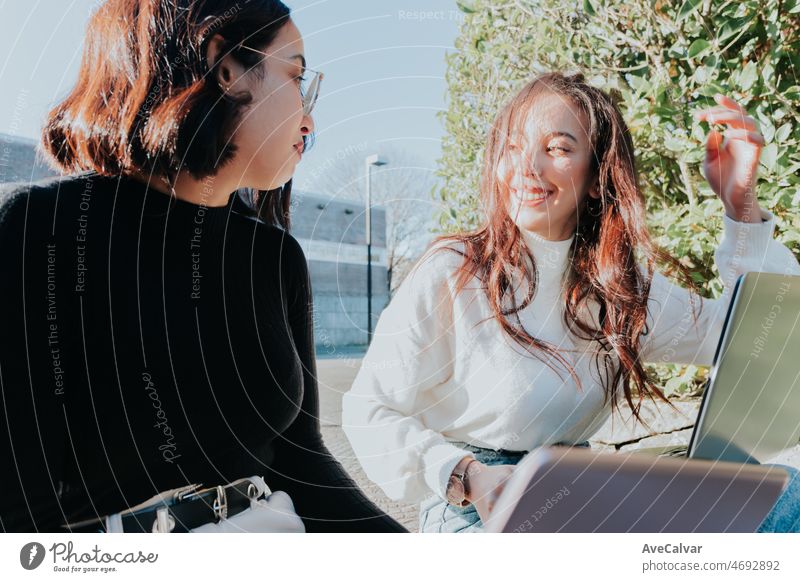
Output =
[{"x1": 343, "y1": 72, "x2": 800, "y2": 533}]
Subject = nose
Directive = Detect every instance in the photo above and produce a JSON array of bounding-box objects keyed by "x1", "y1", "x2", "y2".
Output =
[
  {"x1": 301, "y1": 112, "x2": 314, "y2": 136},
  {"x1": 526, "y1": 151, "x2": 545, "y2": 178}
]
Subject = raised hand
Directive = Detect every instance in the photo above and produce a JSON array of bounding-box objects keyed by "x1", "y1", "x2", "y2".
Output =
[{"x1": 694, "y1": 94, "x2": 765, "y2": 222}]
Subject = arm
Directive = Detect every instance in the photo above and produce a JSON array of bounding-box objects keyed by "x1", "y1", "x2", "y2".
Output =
[
  {"x1": 263, "y1": 232, "x2": 406, "y2": 533},
  {"x1": 342, "y1": 244, "x2": 477, "y2": 505},
  {"x1": 643, "y1": 94, "x2": 800, "y2": 366},
  {"x1": 640, "y1": 208, "x2": 800, "y2": 366}
]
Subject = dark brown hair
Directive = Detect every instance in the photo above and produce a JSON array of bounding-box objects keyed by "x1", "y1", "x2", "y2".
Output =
[
  {"x1": 429, "y1": 72, "x2": 701, "y2": 422},
  {"x1": 41, "y1": 0, "x2": 299, "y2": 228}
]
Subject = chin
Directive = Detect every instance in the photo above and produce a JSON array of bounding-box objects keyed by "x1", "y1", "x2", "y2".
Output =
[
  {"x1": 260, "y1": 174, "x2": 295, "y2": 192},
  {"x1": 512, "y1": 212, "x2": 560, "y2": 233}
]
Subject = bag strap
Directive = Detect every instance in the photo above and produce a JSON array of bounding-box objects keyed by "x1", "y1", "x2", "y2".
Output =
[{"x1": 62, "y1": 476, "x2": 269, "y2": 533}]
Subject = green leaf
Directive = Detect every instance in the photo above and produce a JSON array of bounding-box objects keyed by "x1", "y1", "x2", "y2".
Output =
[
  {"x1": 456, "y1": 1, "x2": 476, "y2": 13},
  {"x1": 654, "y1": 106, "x2": 679, "y2": 117},
  {"x1": 627, "y1": 74, "x2": 650, "y2": 93},
  {"x1": 678, "y1": 0, "x2": 703, "y2": 20},
  {"x1": 739, "y1": 61, "x2": 758, "y2": 91},
  {"x1": 664, "y1": 136, "x2": 685, "y2": 152},
  {"x1": 761, "y1": 143, "x2": 779, "y2": 172},
  {"x1": 583, "y1": 0, "x2": 596, "y2": 16},
  {"x1": 775, "y1": 123, "x2": 793, "y2": 142},
  {"x1": 687, "y1": 39, "x2": 711, "y2": 59},
  {"x1": 781, "y1": 161, "x2": 800, "y2": 176},
  {"x1": 718, "y1": 17, "x2": 752, "y2": 44},
  {"x1": 761, "y1": 118, "x2": 775, "y2": 143}
]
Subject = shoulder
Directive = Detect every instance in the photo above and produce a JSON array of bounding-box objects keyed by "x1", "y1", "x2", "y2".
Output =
[
  {"x1": 0, "y1": 172, "x2": 105, "y2": 210},
  {"x1": 228, "y1": 196, "x2": 304, "y2": 257},
  {"x1": 0, "y1": 182, "x2": 29, "y2": 224},
  {"x1": 229, "y1": 210, "x2": 309, "y2": 281},
  {"x1": 0, "y1": 173, "x2": 90, "y2": 227},
  {"x1": 411, "y1": 238, "x2": 468, "y2": 280},
  {"x1": 399, "y1": 238, "x2": 469, "y2": 300}
]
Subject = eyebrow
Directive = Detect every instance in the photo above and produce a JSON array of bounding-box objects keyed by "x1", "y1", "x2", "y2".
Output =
[
  {"x1": 287, "y1": 53, "x2": 307, "y2": 70},
  {"x1": 547, "y1": 131, "x2": 578, "y2": 143},
  {"x1": 510, "y1": 130, "x2": 579, "y2": 145}
]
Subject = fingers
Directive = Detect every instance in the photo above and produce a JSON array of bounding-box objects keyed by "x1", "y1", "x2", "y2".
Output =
[
  {"x1": 695, "y1": 94, "x2": 757, "y2": 131},
  {"x1": 723, "y1": 128, "x2": 765, "y2": 146},
  {"x1": 696, "y1": 95, "x2": 763, "y2": 153},
  {"x1": 705, "y1": 129, "x2": 723, "y2": 159},
  {"x1": 696, "y1": 108, "x2": 757, "y2": 130},
  {"x1": 705, "y1": 128, "x2": 764, "y2": 160},
  {"x1": 714, "y1": 93, "x2": 747, "y2": 114}
]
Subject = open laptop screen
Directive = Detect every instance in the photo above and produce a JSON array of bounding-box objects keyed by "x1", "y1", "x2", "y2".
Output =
[{"x1": 689, "y1": 273, "x2": 800, "y2": 463}]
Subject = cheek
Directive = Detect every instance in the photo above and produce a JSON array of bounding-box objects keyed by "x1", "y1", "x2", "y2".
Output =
[
  {"x1": 552, "y1": 157, "x2": 575, "y2": 176},
  {"x1": 249, "y1": 83, "x2": 303, "y2": 137},
  {"x1": 256, "y1": 107, "x2": 298, "y2": 145},
  {"x1": 495, "y1": 156, "x2": 511, "y2": 184},
  {"x1": 553, "y1": 157, "x2": 590, "y2": 193},
  {"x1": 496, "y1": 155, "x2": 523, "y2": 189}
]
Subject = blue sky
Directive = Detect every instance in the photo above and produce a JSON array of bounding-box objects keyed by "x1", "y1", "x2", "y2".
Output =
[{"x1": 0, "y1": 0, "x2": 463, "y2": 195}]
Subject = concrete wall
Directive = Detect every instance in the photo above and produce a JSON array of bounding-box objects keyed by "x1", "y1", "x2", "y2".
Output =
[{"x1": 291, "y1": 192, "x2": 388, "y2": 350}]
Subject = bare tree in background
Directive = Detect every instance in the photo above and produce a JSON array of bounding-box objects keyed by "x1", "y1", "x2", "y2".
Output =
[{"x1": 311, "y1": 146, "x2": 439, "y2": 295}]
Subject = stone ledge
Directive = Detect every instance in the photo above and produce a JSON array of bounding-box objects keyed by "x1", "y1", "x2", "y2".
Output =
[{"x1": 590, "y1": 399, "x2": 700, "y2": 448}]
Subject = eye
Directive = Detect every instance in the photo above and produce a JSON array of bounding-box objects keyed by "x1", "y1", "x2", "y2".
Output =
[
  {"x1": 547, "y1": 145, "x2": 571, "y2": 155},
  {"x1": 293, "y1": 73, "x2": 307, "y2": 97}
]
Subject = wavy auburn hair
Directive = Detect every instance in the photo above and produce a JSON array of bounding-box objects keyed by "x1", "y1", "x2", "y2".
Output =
[
  {"x1": 41, "y1": 0, "x2": 300, "y2": 228},
  {"x1": 431, "y1": 72, "x2": 701, "y2": 422}
]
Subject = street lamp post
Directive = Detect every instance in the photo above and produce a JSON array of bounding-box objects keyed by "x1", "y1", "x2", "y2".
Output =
[{"x1": 365, "y1": 154, "x2": 387, "y2": 345}]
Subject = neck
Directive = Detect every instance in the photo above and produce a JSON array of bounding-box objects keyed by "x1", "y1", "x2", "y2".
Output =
[
  {"x1": 518, "y1": 227, "x2": 575, "y2": 277},
  {"x1": 137, "y1": 166, "x2": 247, "y2": 208},
  {"x1": 520, "y1": 227, "x2": 575, "y2": 244},
  {"x1": 171, "y1": 169, "x2": 240, "y2": 207}
]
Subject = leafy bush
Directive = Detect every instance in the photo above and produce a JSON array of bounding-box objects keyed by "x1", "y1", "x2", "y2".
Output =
[{"x1": 436, "y1": 0, "x2": 800, "y2": 396}]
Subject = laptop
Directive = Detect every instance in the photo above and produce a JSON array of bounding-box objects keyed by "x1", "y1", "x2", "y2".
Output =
[
  {"x1": 639, "y1": 272, "x2": 800, "y2": 463},
  {"x1": 483, "y1": 446, "x2": 789, "y2": 532},
  {"x1": 483, "y1": 272, "x2": 800, "y2": 532}
]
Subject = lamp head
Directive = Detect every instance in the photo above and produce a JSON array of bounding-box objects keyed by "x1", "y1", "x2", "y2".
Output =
[{"x1": 366, "y1": 154, "x2": 388, "y2": 167}]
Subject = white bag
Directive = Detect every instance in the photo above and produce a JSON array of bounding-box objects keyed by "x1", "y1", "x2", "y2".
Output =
[
  {"x1": 99, "y1": 476, "x2": 305, "y2": 533},
  {"x1": 191, "y1": 488, "x2": 305, "y2": 533}
]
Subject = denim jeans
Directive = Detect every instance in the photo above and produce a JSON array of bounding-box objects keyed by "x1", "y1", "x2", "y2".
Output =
[
  {"x1": 418, "y1": 442, "x2": 800, "y2": 533},
  {"x1": 757, "y1": 463, "x2": 800, "y2": 532}
]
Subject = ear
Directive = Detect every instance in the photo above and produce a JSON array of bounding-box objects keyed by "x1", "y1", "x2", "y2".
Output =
[
  {"x1": 206, "y1": 34, "x2": 246, "y2": 93},
  {"x1": 588, "y1": 176, "x2": 601, "y2": 199}
]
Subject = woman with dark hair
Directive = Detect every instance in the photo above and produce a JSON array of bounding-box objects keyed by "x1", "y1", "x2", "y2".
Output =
[
  {"x1": 0, "y1": 0, "x2": 405, "y2": 533},
  {"x1": 343, "y1": 72, "x2": 800, "y2": 532}
]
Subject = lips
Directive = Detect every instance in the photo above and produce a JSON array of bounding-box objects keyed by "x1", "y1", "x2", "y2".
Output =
[
  {"x1": 511, "y1": 187, "x2": 555, "y2": 204},
  {"x1": 293, "y1": 141, "x2": 304, "y2": 155}
]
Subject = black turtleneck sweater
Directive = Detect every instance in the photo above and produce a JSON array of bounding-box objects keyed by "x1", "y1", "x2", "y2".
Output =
[{"x1": 0, "y1": 172, "x2": 406, "y2": 533}]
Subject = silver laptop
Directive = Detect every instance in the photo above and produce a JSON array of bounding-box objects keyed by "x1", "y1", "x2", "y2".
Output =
[
  {"x1": 483, "y1": 272, "x2": 799, "y2": 532},
  {"x1": 640, "y1": 272, "x2": 800, "y2": 463},
  {"x1": 483, "y1": 447, "x2": 789, "y2": 532}
]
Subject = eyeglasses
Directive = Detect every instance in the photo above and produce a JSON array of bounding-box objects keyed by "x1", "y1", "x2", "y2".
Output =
[{"x1": 239, "y1": 45, "x2": 323, "y2": 116}]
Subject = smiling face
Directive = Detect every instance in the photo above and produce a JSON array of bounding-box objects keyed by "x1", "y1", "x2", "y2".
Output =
[
  {"x1": 497, "y1": 91, "x2": 599, "y2": 241},
  {"x1": 220, "y1": 19, "x2": 314, "y2": 191}
]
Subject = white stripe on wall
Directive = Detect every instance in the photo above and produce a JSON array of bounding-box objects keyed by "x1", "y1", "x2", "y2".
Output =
[{"x1": 295, "y1": 238, "x2": 387, "y2": 267}]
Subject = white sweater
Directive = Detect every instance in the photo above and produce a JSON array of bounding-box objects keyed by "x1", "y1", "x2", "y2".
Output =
[{"x1": 342, "y1": 209, "x2": 800, "y2": 504}]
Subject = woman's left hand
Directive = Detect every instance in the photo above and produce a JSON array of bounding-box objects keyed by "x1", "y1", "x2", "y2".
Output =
[{"x1": 695, "y1": 94, "x2": 765, "y2": 222}]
